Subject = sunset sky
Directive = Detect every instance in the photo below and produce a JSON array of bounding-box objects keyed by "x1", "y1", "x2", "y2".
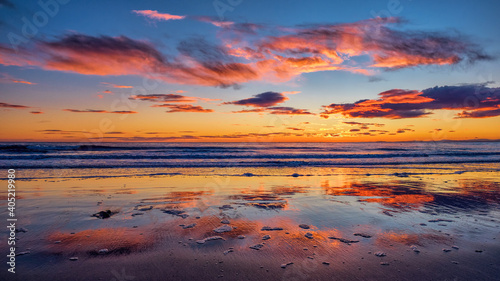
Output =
[{"x1": 1, "y1": 0, "x2": 499, "y2": 142}]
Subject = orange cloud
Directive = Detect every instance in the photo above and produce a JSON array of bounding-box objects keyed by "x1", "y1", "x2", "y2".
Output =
[
  {"x1": 0, "y1": 102, "x2": 31, "y2": 109},
  {"x1": 63, "y1": 109, "x2": 137, "y2": 114},
  {"x1": 132, "y1": 10, "x2": 185, "y2": 21},
  {"x1": 0, "y1": 72, "x2": 36, "y2": 85},
  {"x1": 153, "y1": 104, "x2": 213, "y2": 113},
  {"x1": 0, "y1": 18, "x2": 490, "y2": 88},
  {"x1": 321, "y1": 84, "x2": 500, "y2": 119},
  {"x1": 30, "y1": 111, "x2": 44, "y2": 114},
  {"x1": 101, "y1": 82, "x2": 133, "y2": 88}
]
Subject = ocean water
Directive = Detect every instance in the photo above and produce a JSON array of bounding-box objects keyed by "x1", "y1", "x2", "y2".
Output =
[{"x1": 1, "y1": 141, "x2": 500, "y2": 169}]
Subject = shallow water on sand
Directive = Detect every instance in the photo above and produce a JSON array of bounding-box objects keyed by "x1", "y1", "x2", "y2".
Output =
[{"x1": 1, "y1": 165, "x2": 499, "y2": 280}]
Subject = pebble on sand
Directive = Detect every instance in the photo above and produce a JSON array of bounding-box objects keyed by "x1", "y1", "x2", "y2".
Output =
[
  {"x1": 220, "y1": 219, "x2": 231, "y2": 224},
  {"x1": 262, "y1": 235, "x2": 271, "y2": 240},
  {"x1": 375, "y1": 252, "x2": 387, "y2": 257},
  {"x1": 380, "y1": 262, "x2": 389, "y2": 266},
  {"x1": 197, "y1": 236, "x2": 225, "y2": 244},
  {"x1": 182, "y1": 223, "x2": 196, "y2": 229},
  {"x1": 261, "y1": 226, "x2": 284, "y2": 231},
  {"x1": 298, "y1": 224, "x2": 310, "y2": 229},
  {"x1": 131, "y1": 212, "x2": 144, "y2": 217},
  {"x1": 223, "y1": 249, "x2": 234, "y2": 255},
  {"x1": 281, "y1": 262, "x2": 294, "y2": 268},
  {"x1": 451, "y1": 245, "x2": 459, "y2": 250},
  {"x1": 219, "y1": 205, "x2": 234, "y2": 210},
  {"x1": 69, "y1": 257, "x2": 78, "y2": 261},
  {"x1": 237, "y1": 235, "x2": 246, "y2": 239},
  {"x1": 98, "y1": 249, "x2": 109, "y2": 254},
  {"x1": 213, "y1": 225, "x2": 233, "y2": 233},
  {"x1": 249, "y1": 244, "x2": 264, "y2": 250},
  {"x1": 410, "y1": 245, "x2": 420, "y2": 253},
  {"x1": 442, "y1": 248, "x2": 452, "y2": 252},
  {"x1": 322, "y1": 262, "x2": 330, "y2": 265},
  {"x1": 137, "y1": 206, "x2": 153, "y2": 211},
  {"x1": 305, "y1": 232, "x2": 313, "y2": 239}
]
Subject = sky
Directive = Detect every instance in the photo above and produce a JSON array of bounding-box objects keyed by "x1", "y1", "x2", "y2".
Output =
[{"x1": 0, "y1": 0, "x2": 499, "y2": 142}]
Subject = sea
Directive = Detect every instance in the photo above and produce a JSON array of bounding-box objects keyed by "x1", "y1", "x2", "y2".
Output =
[{"x1": 1, "y1": 141, "x2": 499, "y2": 169}]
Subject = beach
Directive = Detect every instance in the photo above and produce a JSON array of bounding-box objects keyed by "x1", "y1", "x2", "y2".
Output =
[{"x1": 1, "y1": 142, "x2": 499, "y2": 280}]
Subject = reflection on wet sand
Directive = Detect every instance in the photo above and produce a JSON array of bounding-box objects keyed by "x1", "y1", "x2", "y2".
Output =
[{"x1": 2, "y1": 170, "x2": 499, "y2": 280}]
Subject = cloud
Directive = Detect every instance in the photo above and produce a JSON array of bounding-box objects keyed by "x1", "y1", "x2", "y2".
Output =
[
  {"x1": 0, "y1": 18, "x2": 490, "y2": 88},
  {"x1": 224, "y1": 91, "x2": 288, "y2": 107},
  {"x1": 30, "y1": 111, "x2": 43, "y2": 114},
  {"x1": 101, "y1": 82, "x2": 133, "y2": 88},
  {"x1": 131, "y1": 94, "x2": 197, "y2": 103},
  {"x1": 154, "y1": 104, "x2": 214, "y2": 113},
  {"x1": 232, "y1": 106, "x2": 313, "y2": 115},
  {"x1": 63, "y1": 109, "x2": 137, "y2": 114},
  {"x1": 0, "y1": 73, "x2": 36, "y2": 85},
  {"x1": 195, "y1": 16, "x2": 234, "y2": 28},
  {"x1": 0, "y1": 102, "x2": 30, "y2": 109},
  {"x1": 343, "y1": 121, "x2": 385, "y2": 127},
  {"x1": 267, "y1": 107, "x2": 314, "y2": 115},
  {"x1": 132, "y1": 10, "x2": 185, "y2": 21},
  {"x1": 321, "y1": 83, "x2": 500, "y2": 119}
]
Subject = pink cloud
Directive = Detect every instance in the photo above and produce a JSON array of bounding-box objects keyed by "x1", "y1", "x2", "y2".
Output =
[{"x1": 132, "y1": 10, "x2": 185, "y2": 21}]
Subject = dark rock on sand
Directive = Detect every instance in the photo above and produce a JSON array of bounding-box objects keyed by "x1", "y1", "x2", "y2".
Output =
[
  {"x1": 428, "y1": 219, "x2": 453, "y2": 223},
  {"x1": 220, "y1": 219, "x2": 231, "y2": 224},
  {"x1": 382, "y1": 211, "x2": 394, "y2": 217},
  {"x1": 298, "y1": 224, "x2": 310, "y2": 229},
  {"x1": 219, "y1": 205, "x2": 234, "y2": 210},
  {"x1": 305, "y1": 232, "x2": 313, "y2": 239},
  {"x1": 329, "y1": 236, "x2": 359, "y2": 245},
  {"x1": 262, "y1": 235, "x2": 271, "y2": 240},
  {"x1": 280, "y1": 262, "x2": 294, "y2": 268},
  {"x1": 15, "y1": 227, "x2": 28, "y2": 233},
  {"x1": 92, "y1": 210, "x2": 116, "y2": 219},
  {"x1": 163, "y1": 209, "x2": 189, "y2": 218},
  {"x1": 137, "y1": 206, "x2": 153, "y2": 211},
  {"x1": 375, "y1": 252, "x2": 386, "y2": 257},
  {"x1": 237, "y1": 235, "x2": 245, "y2": 239},
  {"x1": 322, "y1": 262, "x2": 330, "y2": 265},
  {"x1": 197, "y1": 236, "x2": 225, "y2": 244},
  {"x1": 380, "y1": 262, "x2": 389, "y2": 265},
  {"x1": 69, "y1": 257, "x2": 78, "y2": 261},
  {"x1": 131, "y1": 212, "x2": 144, "y2": 217},
  {"x1": 261, "y1": 226, "x2": 283, "y2": 231},
  {"x1": 353, "y1": 233, "x2": 372, "y2": 238}
]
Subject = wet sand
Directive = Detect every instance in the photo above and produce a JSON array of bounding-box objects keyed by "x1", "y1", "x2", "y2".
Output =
[{"x1": 1, "y1": 165, "x2": 499, "y2": 280}]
